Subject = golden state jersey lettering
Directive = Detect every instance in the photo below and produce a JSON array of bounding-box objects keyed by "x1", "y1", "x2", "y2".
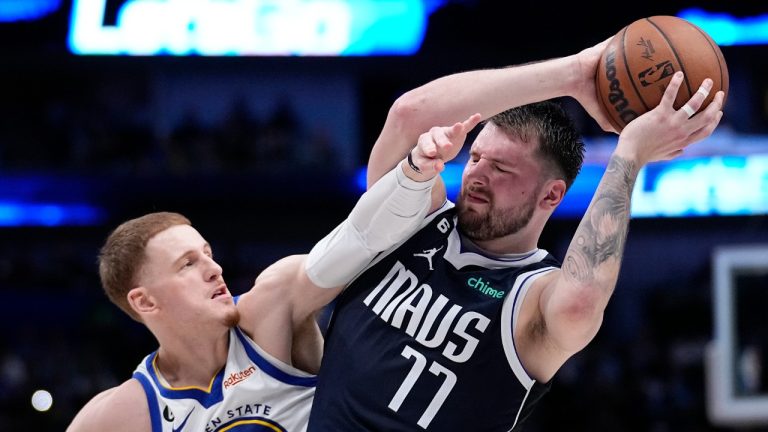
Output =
[
  {"x1": 363, "y1": 260, "x2": 491, "y2": 363},
  {"x1": 206, "y1": 416, "x2": 287, "y2": 431},
  {"x1": 133, "y1": 327, "x2": 316, "y2": 432}
]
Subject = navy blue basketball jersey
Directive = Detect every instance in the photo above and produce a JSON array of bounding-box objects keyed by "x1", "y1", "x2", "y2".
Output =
[{"x1": 309, "y1": 202, "x2": 560, "y2": 431}]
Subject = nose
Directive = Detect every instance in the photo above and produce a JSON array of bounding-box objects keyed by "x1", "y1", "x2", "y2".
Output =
[
  {"x1": 203, "y1": 256, "x2": 223, "y2": 282},
  {"x1": 465, "y1": 157, "x2": 490, "y2": 186}
]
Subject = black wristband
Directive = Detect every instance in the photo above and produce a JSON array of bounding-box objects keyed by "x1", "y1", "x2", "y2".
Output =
[{"x1": 407, "y1": 149, "x2": 421, "y2": 173}]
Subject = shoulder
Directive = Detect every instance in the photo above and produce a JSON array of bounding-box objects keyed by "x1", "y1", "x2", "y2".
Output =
[
  {"x1": 253, "y1": 255, "x2": 306, "y2": 290},
  {"x1": 408, "y1": 200, "x2": 455, "y2": 238},
  {"x1": 67, "y1": 379, "x2": 150, "y2": 432},
  {"x1": 237, "y1": 255, "x2": 306, "y2": 340},
  {"x1": 238, "y1": 255, "x2": 305, "y2": 312}
]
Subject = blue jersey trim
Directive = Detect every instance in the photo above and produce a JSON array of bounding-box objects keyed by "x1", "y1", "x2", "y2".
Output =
[
  {"x1": 133, "y1": 371, "x2": 163, "y2": 432},
  {"x1": 234, "y1": 328, "x2": 318, "y2": 387},
  {"x1": 143, "y1": 352, "x2": 226, "y2": 408}
]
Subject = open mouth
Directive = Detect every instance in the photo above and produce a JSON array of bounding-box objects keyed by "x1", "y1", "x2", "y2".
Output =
[{"x1": 211, "y1": 285, "x2": 228, "y2": 299}]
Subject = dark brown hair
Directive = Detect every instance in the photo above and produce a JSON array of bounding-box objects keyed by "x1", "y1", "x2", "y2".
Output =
[{"x1": 488, "y1": 101, "x2": 584, "y2": 189}]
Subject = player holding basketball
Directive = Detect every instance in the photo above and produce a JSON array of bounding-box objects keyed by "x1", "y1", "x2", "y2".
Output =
[
  {"x1": 66, "y1": 115, "x2": 481, "y2": 432},
  {"x1": 307, "y1": 39, "x2": 725, "y2": 430}
]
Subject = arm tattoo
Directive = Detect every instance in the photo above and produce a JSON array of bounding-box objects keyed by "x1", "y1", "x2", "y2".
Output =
[{"x1": 564, "y1": 155, "x2": 638, "y2": 286}]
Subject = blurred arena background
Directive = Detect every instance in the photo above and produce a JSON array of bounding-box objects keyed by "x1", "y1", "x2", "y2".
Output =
[{"x1": 0, "y1": 1, "x2": 767, "y2": 430}]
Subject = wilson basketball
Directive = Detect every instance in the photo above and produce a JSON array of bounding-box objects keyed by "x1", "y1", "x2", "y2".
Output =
[{"x1": 595, "y1": 15, "x2": 729, "y2": 131}]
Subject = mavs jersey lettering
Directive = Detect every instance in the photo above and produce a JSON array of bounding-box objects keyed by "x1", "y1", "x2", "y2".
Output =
[
  {"x1": 309, "y1": 202, "x2": 559, "y2": 431},
  {"x1": 134, "y1": 327, "x2": 315, "y2": 431}
]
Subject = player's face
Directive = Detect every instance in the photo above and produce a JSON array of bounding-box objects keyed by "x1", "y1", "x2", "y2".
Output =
[
  {"x1": 457, "y1": 122, "x2": 544, "y2": 241},
  {"x1": 140, "y1": 225, "x2": 239, "y2": 328}
]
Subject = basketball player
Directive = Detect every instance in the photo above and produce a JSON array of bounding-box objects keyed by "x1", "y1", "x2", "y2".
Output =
[
  {"x1": 307, "y1": 40, "x2": 725, "y2": 430},
  {"x1": 66, "y1": 114, "x2": 481, "y2": 432}
]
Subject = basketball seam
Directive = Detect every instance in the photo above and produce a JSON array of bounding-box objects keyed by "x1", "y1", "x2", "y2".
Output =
[
  {"x1": 647, "y1": 17, "x2": 694, "y2": 100},
  {"x1": 688, "y1": 22, "x2": 727, "y2": 99},
  {"x1": 621, "y1": 24, "x2": 651, "y2": 112}
]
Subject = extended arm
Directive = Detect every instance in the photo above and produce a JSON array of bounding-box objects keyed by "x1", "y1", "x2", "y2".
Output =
[
  {"x1": 520, "y1": 73, "x2": 725, "y2": 381},
  {"x1": 367, "y1": 39, "x2": 615, "y2": 209},
  {"x1": 239, "y1": 116, "x2": 481, "y2": 371},
  {"x1": 306, "y1": 113, "x2": 482, "y2": 289}
]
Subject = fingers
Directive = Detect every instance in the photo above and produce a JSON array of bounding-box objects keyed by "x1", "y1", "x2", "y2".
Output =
[
  {"x1": 416, "y1": 132, "x2": 438, "y2": 157},
  {"x1": 705, "y1": 90, "x2": 725, "y2": 116},
  {"x1": 430, "y1": 126, "x2": 453, "y2": 156},
  {"x1": 446, "y1": 113, "x2": 482, "y2": 140},
  {"x1": 683, "y1": 88, "x2": 723, "y2": 137},
  {"x1": 665, "y1": 90, "x2": 724, "y2": 161},
  {"x1": 660, "y1": 71, "x2": 685, "y2": 108},
  {"x1": 435, "y1": 113, "x2": 482, "y2": 155},
  {"x1": 681, "y1": 104, "x2": 696, "y2": 118},
  {"x1": 659, "y1": 149, "x2": 684, "y2": 161},
  {"x1": 412, "y1": 113, "x2": 483, "y2": 175},
  {"x1": 461, "y1": 113, "x2": 483, "y2": 132},
  {"x1": 688, "y1": 110, "x2": 723, "y2": 144},
  {"x1": 679, "y1": 78, "x2": 713, "y2": 119},
  {"x1": 411, "y1": 133, "x2": 442, "y2": 175}
]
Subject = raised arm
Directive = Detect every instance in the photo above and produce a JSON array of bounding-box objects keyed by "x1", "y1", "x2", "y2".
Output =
[
  {"x1": 367, "y1": 38, "x2": 616, "y2": 210},
  {"x1": 238, "y1": 115, "x2": 481, "y2": 371},
  {"x1": 518, "y1": 72, "x2": 725, "y2": 382}
]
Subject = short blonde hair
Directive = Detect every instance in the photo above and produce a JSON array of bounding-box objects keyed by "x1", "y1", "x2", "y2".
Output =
[{"x1": 98, "y1": 212, "x2": 191, "y2": 321}]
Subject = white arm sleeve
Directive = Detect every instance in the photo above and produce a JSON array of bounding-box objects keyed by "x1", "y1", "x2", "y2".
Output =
[{"x1": 305, "y1": 164, "x2": 435, "y2": 288}]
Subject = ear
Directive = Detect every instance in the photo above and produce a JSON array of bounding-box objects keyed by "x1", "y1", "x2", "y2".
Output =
[
  {"x1": 539, "y1": 179, "x2": 567, "y2": 210},
  {"x1": 127, "y1": 286, "x2": 158, "y2": 317}
]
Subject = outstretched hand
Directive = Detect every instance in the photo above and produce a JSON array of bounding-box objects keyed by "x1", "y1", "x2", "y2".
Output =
[
  {"x1": 404, "y1": 113, "x2": 483, "y2": 179},
  {"x1": 616, "y1": 71, "x2": 724, "y2": 166}
]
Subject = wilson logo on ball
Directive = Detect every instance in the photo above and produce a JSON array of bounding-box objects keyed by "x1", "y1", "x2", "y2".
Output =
[
  {"x1": 595, "y1": 15, "x2": 729, "y2": 131},
  {"x1": 603, "y1": 48, "x2": 640, "y2": 126}
]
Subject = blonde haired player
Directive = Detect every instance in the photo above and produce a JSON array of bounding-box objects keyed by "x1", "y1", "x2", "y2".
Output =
[{"x1": 67, "y1": 113, "x2": 481, "y2": 432}]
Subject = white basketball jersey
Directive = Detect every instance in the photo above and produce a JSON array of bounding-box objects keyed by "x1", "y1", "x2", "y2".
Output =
[{"x1": 133, "y1": 327, "x2": 316, "y2": 432}]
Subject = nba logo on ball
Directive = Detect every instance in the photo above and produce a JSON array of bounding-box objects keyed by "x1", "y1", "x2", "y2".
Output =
[
  {"x1": 596, "y1": 15, "x2": 729, "y2": 131},
  {"x1": 637, "y1": 60, "x2": 675, "y2": 86}
]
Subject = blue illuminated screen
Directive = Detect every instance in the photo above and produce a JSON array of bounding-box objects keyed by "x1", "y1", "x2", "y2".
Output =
[
  {"x1": 356, "y1": 153, "x2": 768, "y2": 219},
  {"x1": 678, "y1": 8, "x2": 768, "y2": 46},
  {"x1": 68, "y1": 0, "x2": 445, "y2": 56}
]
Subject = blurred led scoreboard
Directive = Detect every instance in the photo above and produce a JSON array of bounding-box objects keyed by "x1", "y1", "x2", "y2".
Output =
[{"x1": 68, "y1": 0, "x2": 437, "y2": 56}]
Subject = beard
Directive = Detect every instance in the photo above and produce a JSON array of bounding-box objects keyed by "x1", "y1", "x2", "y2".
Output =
[
  {"x1": 457, "y1": 186, "x2": 537, "y2": 241},
  {"x1": 222, "y1": 305, "x2": 241, "y2": 328}
]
